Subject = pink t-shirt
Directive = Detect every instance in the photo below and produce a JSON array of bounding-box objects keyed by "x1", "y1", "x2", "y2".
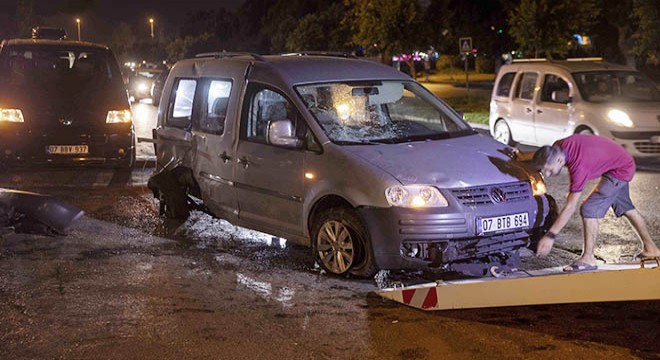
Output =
[{"x1": 555, "y1": 134, "x2": 635, "y2": 193}]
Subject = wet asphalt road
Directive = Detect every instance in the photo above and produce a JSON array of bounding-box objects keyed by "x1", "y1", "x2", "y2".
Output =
[{"x1": 1, "y1": 101, "x2": 660, "y2": 359}]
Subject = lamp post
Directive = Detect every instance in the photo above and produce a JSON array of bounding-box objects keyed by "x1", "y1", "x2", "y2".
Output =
[
  {"x1": 149, "y1": 18, "x2": 154, "y2": 39},
  {"x1": 75, "y1": 18, "x2": 81, "y2": 41}
]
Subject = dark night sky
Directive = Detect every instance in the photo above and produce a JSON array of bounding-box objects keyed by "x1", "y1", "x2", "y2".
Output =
[{"x1": 1, "y1": 0, "x2": 246, "y2": 29}]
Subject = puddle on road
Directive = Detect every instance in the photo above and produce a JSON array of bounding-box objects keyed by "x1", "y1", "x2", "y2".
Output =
[{"x1": 236, "y1": 272, "x2": 295, "y2": 308}]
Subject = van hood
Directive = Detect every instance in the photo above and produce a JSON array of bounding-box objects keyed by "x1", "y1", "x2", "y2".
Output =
[{"x1": 344, "y1": 134, "x2": 533, "y2": 188}]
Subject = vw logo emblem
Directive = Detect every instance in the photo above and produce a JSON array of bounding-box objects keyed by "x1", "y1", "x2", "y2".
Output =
[
  {"x1": 490, "y1": 187, "x2": 507, "y2": 203},
  {"x1": 59, "y1": 118, "x2": 73, "y2": 126}
]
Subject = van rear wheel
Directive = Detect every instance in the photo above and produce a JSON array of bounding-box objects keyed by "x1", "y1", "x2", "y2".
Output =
[
  {"x1": 312, "y1": 207, "x2": 378, "y2": 278},
  {"x1": 493, "y1": 119, "x2": 514, "y2": 146}
]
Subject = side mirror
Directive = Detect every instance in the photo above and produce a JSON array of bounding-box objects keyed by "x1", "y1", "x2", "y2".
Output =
[
  {"x1": 267, "y1": 120, "x2": 303, "y2": 148},
  {"x1": 551, "y1": 89, "x2": 571, "y2": 104}
]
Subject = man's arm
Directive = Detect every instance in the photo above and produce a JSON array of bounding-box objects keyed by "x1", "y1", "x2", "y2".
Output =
[
  {"x1": 536, "y1": 191, "x2": 582, "y2": 256},
  {"x1": 515, "y1": 150, "x2": 535, "y2": 162}
]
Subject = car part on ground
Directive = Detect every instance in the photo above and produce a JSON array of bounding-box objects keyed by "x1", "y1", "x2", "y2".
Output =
[{"x1": 0, "y1": 188, "x2": 84, "y2": 235}]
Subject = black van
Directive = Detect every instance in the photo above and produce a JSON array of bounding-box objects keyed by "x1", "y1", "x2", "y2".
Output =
[{"x1": 0, "y1": 37, "x2": 135, "y2": 168}]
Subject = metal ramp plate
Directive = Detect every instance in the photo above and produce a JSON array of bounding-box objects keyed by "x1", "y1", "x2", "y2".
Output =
[{"x1": 377, "y1": 261, "x2": 660, "y2": 310}]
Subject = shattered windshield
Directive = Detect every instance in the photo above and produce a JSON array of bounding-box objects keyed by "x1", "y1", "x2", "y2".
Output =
[
  {"x1": 574, "y1": 71, "x2": 660, "y2": 103},
  {"x1": 295, "y1": 81, "x2": 472, "y2": 144}
]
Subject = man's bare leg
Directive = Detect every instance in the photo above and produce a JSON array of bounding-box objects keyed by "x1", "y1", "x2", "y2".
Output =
[
  {"x1": 575, "y1": 217, "x2": 599, "y2": 266},
  {"x1": 624, "y1": 209, "x2": 660, "y2": 258}
]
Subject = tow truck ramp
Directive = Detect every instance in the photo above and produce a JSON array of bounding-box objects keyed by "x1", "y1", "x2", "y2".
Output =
[{"x1": 377, "y1": 259, "x2": 660, "y2": 310}]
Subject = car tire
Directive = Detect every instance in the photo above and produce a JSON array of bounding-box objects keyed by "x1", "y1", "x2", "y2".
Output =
[
  {"x1": 147, "y1": 170, "x2": 190, "y2": 220},
  {"x1": 493, "y1": 119, "x2": 515, "y2": 146},
  {"x1": 312, "y1": 207, "x2": 378, "y2": 278},
  {"x1": 576, "y1": 127, "x2": 594, "y2": 135}
]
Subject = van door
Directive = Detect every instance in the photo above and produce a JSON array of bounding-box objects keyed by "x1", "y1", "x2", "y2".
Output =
[
  {"x1": 534, "y1": 73, "x2": 572, "y2": 145},
  {"x1": 192, "y1": 63, "x2": 250, "y2": 222},
  {"x1": 154, "y1": 78, "x2": 197, "y2": 170},
  {"x1": 508, "y1": 72, "x2": 539, "y2": 144},
  {"x1": 234, "y1": 84, "x2": 305, "y2": 236}
]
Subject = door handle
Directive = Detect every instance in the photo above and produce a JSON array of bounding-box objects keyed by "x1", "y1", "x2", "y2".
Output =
[
  {"x1": 237, "y1": 156, "x2": 250, "y2": 168},
  {"x1": 525, "y1": 107, "x2": 533, "y2": 113},
  {"x1": 219, "y1": 151, "x2": 231, "y2": 163}
]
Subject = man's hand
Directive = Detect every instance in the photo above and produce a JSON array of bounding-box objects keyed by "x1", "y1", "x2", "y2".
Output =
[{"x1": 536, "y1": 235, "x2": 555, "y2": 256}]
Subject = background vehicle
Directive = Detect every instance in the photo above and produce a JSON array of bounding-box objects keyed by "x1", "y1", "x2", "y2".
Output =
[
  {"x1": 150, "y1": 53, "x2": 556, "y2": 278},
  {"x1": 150, "y1": 66, "x2": 170, "y2": 106},
  {"x1": 0, "y1": 33, "x2": 135, "y2": 168},
  {"x1": 490, "y1": 59, "x2": 660, "y2": 157},
  {"x1": 128, "y1": 64, "x2": 162, "y2": 103}
]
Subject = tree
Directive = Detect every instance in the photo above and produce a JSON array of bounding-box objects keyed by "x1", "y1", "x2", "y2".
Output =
[
  {"x1": 166, "y1": 33, "x2": 213, "y2": 62},
  {"x1": 285, "y1": 2, "x2": 350, "y2": 52},
  {"x1": 345, "y1": 0, "x2": 425, "y2": 64},
  {"x1": 632, "y1": 0, "x2": 660, "y2": 65},
  {"x1": 16, "y1": 0, "x2": 35, "y2": 37},
  {"x1": 507, "y1": 0, "x2": 599, "y2": 58},
  {"x1": 109, "y1": 22, "x2": 137, "y2": 61}
]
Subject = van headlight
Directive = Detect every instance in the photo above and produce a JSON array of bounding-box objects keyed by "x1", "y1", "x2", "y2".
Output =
[
  {"x1": 385, "y1": 185, "x2": 448, "y2": 208},
  {"x1": 0, "y1": 108, "x2": 25, "y2": 123},
  {"x1": 106, "y1": 110, "x2": 132, "y2": 124},
  {"x1": 529, "y1": 174, "x2": 546, "y2": 196},
  {"x1": 607, "y1": 109, "x2": 633, "y2": 128}
]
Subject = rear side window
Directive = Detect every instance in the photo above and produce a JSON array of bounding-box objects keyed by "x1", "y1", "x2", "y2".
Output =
[
  {"x1": 496, "y1": 72, "x2": 516, "y2": 97},
  {"x1": 168, "y1": 78, "x2": 197, "y2": 129},
  {"x1": 516, "y1": 72, "x2": 538, "y2": 100},
  {"x1": 196, "y1": 79, "x2": 232, "y2": 134}
]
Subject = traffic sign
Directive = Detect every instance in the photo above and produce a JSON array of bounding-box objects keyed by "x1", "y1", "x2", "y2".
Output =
[{"x1": 459, "y1": 37, "x2": 472, "y2": 54}]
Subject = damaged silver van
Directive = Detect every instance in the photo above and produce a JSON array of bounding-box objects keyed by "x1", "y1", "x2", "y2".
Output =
[{"x1": 149, "y1": 52, "x2": 556, "y2": 277}]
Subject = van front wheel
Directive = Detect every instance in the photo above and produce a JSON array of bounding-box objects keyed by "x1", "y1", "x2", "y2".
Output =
[
  {"x1": 312, "y1": 207, "x2": 378, "y2": 278},
  {"x1": 493, "y1": 119, "x2": 514, "y2": 145}
]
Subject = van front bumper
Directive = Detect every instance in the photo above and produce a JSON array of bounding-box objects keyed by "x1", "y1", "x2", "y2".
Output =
[
  {"x1": 0, "y1": 125, "x2": 135, "y2": 168},
  {"x1": 610, "y1": 131, "x2": 660, "y2": 157},
  {"x1": 357, "y1": 193, "x2": 555, "y2": 271}
]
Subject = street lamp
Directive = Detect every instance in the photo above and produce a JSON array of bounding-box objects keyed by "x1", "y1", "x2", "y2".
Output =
[
  {"x1": 149, "y1": 18, "x2": 154, "y2": 39},
  {"x1": 75, "y1": 18, "x2": 81, "y2": 41}
]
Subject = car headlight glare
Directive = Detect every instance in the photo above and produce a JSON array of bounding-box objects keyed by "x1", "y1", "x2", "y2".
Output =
[
  {"x1": 607, "y1": 109, "x2": 633, "y2": 128},
  {"x1": 385, "y1": 185, "x2": 448, "y2": 208},
  {"x1": 106, "y1": 110, "x2": 132, "y2": 124},
  {"x1": 0, "y1": 108, "x2": 25, "y2": 123},
  {"x1": 530, "y1": 174, "x2": 547, "y2": 196}
]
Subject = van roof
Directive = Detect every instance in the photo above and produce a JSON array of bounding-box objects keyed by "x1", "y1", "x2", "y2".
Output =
[
  {"x1": 1, "y1": 38, "x2": 109, "y2": 51},
  {"x1": 176, "y1": 53, "x2": 411, "y2": 84},
  {"x1": 501, "y1": 60, "x2": 633, "y2": 73}
]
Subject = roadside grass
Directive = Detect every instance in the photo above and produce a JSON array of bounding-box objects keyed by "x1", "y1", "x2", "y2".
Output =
[{"x1": 443, "y1": 95, "x2": 490, "y2": 125}]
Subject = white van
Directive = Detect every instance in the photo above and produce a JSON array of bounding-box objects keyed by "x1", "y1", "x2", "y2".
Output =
[{"x1": 489, "y1": 59, "x2": 660, "y2": 157}]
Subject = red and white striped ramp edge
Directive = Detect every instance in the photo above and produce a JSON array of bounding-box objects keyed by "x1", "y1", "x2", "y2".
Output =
[{"x1": 399, "y1": 286, "x2": 438, "y2": 309}]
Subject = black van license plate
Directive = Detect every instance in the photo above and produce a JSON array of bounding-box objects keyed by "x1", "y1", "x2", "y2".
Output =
[{"x1": 47, "y1": 145, "x2": 89, "y2": 155}]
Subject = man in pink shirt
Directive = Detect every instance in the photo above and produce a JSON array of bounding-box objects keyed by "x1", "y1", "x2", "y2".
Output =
[{"x1": 526, "y1": 134, "x2": 660, "y2": 271}]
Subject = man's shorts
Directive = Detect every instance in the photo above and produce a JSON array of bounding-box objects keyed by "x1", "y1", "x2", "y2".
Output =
[{"x1": 580, "y1": 174, "x2": 635, "y2": 219}]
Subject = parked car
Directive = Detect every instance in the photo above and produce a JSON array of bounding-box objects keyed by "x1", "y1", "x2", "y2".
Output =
[
  {"x1": 0, "y1": 34, "x2": 135, "y2": 168},
  {"x1": 490, "y1": 59, "x2": 660, "y2": 157},
  {"x1": 150, "y1": 66, "x2": 169, "y2": 106},
  {"x1": 149, "y1": 52, "x2": 556, "y2": 278}
]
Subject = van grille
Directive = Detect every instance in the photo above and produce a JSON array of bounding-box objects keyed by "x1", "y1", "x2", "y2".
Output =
[
  {"x1": 634, "y1": 142, "x2": 660, "y2": 154},
  {"x1": 451, "y1": 181, "x2": 531, "y2": 207}
]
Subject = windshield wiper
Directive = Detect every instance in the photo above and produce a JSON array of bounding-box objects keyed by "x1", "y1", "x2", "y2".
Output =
[{"x1": 334, "y1": 139, "x2": 381, "y2": 145}]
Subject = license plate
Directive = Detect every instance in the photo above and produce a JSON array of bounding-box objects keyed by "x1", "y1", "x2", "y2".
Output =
[
  {"x1": 46, "y1": 145, "x2": 89, "y2": 155},
  {"x1": 477, "y1": 212, "x2": 529, "y2": 235}
]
